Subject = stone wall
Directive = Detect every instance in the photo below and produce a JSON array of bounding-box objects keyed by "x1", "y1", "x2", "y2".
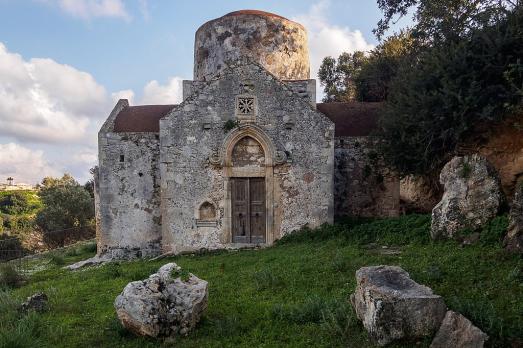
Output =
[
  {"x1": 194, "y1": 11, "x2": 310, "y2": 81},
  {"x1": 334, "y1": 136, "x2": 400, "y2": 218},
  {"x1": 97, "y1": 121, "x2": 162, "y2": 258},
  {"x1": 160, "y1": 61, "x2": 334, "y2": 253}
]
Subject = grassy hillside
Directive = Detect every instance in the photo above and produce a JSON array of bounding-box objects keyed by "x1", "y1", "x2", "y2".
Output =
[{"x1": 0, "y1": 215, "x2": 521, "y2": 348}]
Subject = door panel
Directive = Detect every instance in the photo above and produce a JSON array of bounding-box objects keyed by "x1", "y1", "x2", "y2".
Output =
[
  {"x1": 231, "y1": 177, "x2": 266, "y2": 244},
  {"x1": 250, "y1": 178, "x2": 266, "y2": 244},
  {"x1": 231, "y1": 178, "x2": 249, "y2": 243}
]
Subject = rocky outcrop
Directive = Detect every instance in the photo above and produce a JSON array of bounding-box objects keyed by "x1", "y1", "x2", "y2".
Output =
[
  {"x1": 400, "y1": 175, "x2": 441, "y2": 213},
  {"x1": 431, "y1": 155, "x2": 504, "y2": 240},
  {"x1": 504, "y1": 184, "x2": 523, "y2": 253},
  {"x1": 20, "y1": 292, "x2": 48, "y2": 313},
  {"x1": 114, "y1": 263, "x2": 208, "y2": 338},
  {"x1": 430, "y1": 311, "x2": 488, "y2": 348},
  {"x1": 350, "y1": 266, "x2": 447, "y2": 346}
]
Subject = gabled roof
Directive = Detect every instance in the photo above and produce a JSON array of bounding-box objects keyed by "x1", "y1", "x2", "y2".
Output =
[
  {"x1": 317, "y1": 102, "x2": 383, "y2": 137},
  {"x1": 113, "y1": 105, "x2": 175, "y2": 133}
]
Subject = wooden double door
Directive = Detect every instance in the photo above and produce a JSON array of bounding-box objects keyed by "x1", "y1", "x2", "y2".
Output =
[{"x1": 231, "y1": 178, "x2": 266, "y2": 244}]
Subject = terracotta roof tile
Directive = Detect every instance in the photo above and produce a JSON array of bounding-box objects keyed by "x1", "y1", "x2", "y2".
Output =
[
  {"x1": 113, "y1": 105, "x2": 175, "y2": 133},
  {"x1": 317, "y1": 102, "x2": 383, "y2": 137}
]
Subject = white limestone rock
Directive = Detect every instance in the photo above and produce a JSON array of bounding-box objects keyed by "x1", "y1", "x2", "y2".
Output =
[
  {"x1": 114, "y1": 263, "x2": 208, "y2": 338},
  {"x1": 430, "y1": 311, "x2": 488, "y2": 348},
  {"x1": 350, "y1": 265, "x2": 447, "y2": 346},
  {"x1": 431, "y1": 154, "x2": 504, "y2": 240}
]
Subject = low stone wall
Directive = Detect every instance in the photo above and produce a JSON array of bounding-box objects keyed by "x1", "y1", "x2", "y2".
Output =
[{"x1": 334, "y1": 136, "x2": 400, "y2": 218}]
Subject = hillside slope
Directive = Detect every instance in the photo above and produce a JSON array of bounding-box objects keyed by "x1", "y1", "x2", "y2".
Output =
[{"x1": 0, "y1": 215, "x2": 521, "y2": 348}]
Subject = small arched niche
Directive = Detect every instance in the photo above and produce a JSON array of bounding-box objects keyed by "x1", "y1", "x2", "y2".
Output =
[
  {"x1": 231, "y1": 136, "x2": 265, "y2": 168},
  {"x1": 196, "y1": 201, "x2": 218, "y2": 227},
  {"x1": 199, "y1": 201, "x2": 216, "y2": 220}
]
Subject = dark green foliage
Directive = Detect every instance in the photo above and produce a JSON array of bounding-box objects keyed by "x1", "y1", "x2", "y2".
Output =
[
  {"x1": 479, "y1": 215, "x2": 509, "y2": 246},
  {"x1": 278, "y1": 214, "x2": 431, "y2": 246},
  {"x1": 318, "y1": 52, "x2": 368, "y2": 102},
  {"x1": 0, "y1": 264, "x2": 23, "y2": 289},
  {"x1": 374, "y1": 0, "x2": 517, "y2": 41},
  {"x1": 379, "y1": 7, "x2": 523, "y2": 175},
  {"x1": 48, "y1": 254, "x2": 65, "y2": 266},
  {"x1": 171, "y1": 267, "x2": 191, "y2": 282},
  {"x1": 223, "y1": 119, "x2": 240, "y2": 133},
  {"x1": 0, "y1": 192, "x2": 33, "y2": 215},
  {"x1": 36, "y1": 175, "x2": 94, "y2": 242}
]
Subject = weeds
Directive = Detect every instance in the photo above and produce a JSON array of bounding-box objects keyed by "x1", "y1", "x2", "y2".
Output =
[
  {"x1": 48, "y1": 254, "x2": 65, "y2": 266},
  {"x1": 0, "y1": 264, "x2": 23, "y2": 289},
  {"x1": 253, "y1": 269, "x2": 285, "y2": 290},
  {"x1": 171, "y1": 268, "x2": 191, "y2": 282}
]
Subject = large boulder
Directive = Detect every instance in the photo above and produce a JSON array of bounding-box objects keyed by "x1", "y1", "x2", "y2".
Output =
[
  {"x1": 114, "y1": 263, "x2": 208, "y2": 338},
  {"x1": 350, "y1": 266, "x2": 447, "y2": 346},
  {"x1": 504, "y1": 183, "x2": 523, "y2": 253},
  {"x1": 430, "y1": 311, "x2": 488, "y2": 348},
  {"x1": 431, "y1": 154, "x2": 504, "y2": 240}
]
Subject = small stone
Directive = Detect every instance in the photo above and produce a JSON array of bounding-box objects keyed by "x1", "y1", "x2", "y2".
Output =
[
  {"x1": 350, "y1": 265, "x2": 447, "y2": 346},
  {"x1": 430, "y1": 311, "x2": 488, "y2": 348},
  {"x1": 20, "y1": 292, "x2": 48, "y2": 313}
]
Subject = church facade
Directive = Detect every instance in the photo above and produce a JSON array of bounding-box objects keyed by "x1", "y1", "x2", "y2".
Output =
[{"x1": 95, "y1": 10, "x2": 399, "y2": 258}]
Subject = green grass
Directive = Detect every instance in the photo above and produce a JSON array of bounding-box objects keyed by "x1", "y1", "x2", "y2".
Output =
[{"x1": 0, "y1": 215, "x2": 521, "y2": 348}]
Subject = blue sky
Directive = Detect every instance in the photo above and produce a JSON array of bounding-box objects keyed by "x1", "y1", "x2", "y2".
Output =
[{"x1": 0, "y1": 0, "x2": 411, "y2": 184}]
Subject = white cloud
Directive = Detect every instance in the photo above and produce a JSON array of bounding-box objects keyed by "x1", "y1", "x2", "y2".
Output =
[
  {"x1": 0, "y1": 143, "x2": 61, "y2": 185},
  {"x1": 0, "y1": 43, "x2": 109, "y2": 143},
  {"x1": 141, "y1": 77, "x2": 184, "y2": 105},
  {"x1": 293, "y1": 0, "x2": 374, "y2": 99},
  {"x1": 54, "y1": 0, "x2": 131, "y2": 21},
  {"x1": 112, "y1": 89, "x2": 135, "y2": 105}
]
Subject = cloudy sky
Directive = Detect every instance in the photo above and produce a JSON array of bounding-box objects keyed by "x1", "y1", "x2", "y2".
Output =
[{"x1": 0, "y1": 0, "x2": 410, "y2": 185}]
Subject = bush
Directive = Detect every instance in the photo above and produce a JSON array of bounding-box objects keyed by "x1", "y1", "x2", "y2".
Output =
[
  {"x1": 380, "y1": 8, "x2": 523, "y2": 176},
  {"x1": 0, "y1": 264, "x2": 24, "y2": 289}
]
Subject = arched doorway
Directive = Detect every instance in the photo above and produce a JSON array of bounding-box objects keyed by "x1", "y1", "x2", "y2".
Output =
[{"x1": 222, "y1": 126, "x2": 276, "y2": 245}]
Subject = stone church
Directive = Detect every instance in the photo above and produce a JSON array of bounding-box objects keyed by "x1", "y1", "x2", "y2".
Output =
[{"x1": 95, "y1": 10, "x2": 400, "y2": 258}]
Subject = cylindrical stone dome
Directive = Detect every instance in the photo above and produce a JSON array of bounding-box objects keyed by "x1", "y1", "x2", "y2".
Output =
[{"x1": 194, "y1": 10, "x2": 310, "y2": 81}]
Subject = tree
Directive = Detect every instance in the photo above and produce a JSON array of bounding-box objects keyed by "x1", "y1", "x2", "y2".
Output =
[
  {"x1": 0, "y1": 192, "x2": 32, "y2": 215},
  {"x1": 356, "y1": 31, "x2": 414, "y2": 102},
  {"x1": 318, "y1": 52, "x2": 369, "y2": 102},
  {"x1": 36, "y1": 174, "x2": 94, "y2": 233},
  {"x1": 374, "y1": 0, "x2": 519, "y2": 42},
  {"x1": 378, "y1": 7, "x2": 523, "y2": 175}
]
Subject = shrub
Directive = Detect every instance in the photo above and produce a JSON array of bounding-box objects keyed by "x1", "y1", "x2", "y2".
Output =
[
  {"x1": 102, "y1": 262, "x2": 122, "y2": 279},
  {"x1": 48, "y1": 254, "x2": 65, "y2": 266},
  {"x1": 79, "y1": 242, "x2": 97, "y2": 255},
  {"x1": 0, "y1": 264, "x2": 23, "y2": 289}
]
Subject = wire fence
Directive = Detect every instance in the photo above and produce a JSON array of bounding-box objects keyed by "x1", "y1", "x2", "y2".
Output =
[{"x1": 0, "y1": 225, "x2": 96, "y2": 268}]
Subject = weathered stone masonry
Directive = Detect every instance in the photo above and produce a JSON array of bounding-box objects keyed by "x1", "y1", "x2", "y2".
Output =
[{"x1": 95, "y1": 10, "x2": 400, "y2": 258}]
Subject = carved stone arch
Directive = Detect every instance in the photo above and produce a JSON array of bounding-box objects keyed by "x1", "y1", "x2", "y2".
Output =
[{"x1": 222, "y1": 125, "x2": 276, "y2": 168}]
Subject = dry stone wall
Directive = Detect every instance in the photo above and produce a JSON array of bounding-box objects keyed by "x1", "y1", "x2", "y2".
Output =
[{"x1": 334, "y1": 137, "x2": 400, "y2": 218}]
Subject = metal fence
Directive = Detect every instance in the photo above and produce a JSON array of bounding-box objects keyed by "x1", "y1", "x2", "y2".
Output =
[{"x1": 0, "y1": 225, "x2": 96, "y2": 267}]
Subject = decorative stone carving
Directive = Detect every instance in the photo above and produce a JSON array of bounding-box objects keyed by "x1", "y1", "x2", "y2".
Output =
[
  {"x1": 275, "y1": 151, "x2": 287, "y2": 165},
  {"x1": 208, "y1": 150, "x2": 221, "y2": 166}
]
